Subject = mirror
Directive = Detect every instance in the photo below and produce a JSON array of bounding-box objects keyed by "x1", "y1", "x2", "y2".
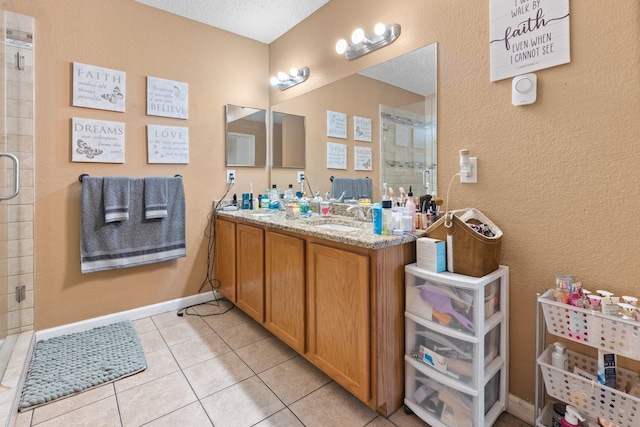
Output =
[
  {"x1": 271, "y1": 111, "x2": 306, "y2": 168},
  {"x1": 269, "y1": 43, "x2": 437, "y2": 201},
  {"x1": 225, "y1": 104, "x2": 267, "y2": 167}
]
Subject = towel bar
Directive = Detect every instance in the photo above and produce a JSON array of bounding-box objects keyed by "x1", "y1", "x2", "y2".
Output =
[{"x1": 79, "y1": 174, "x2": 182, "y2": 183}]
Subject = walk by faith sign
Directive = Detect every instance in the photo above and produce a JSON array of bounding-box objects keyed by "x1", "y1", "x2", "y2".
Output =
[{"x1": 490, "y1": 0, "x2": 570, "y2": 81}]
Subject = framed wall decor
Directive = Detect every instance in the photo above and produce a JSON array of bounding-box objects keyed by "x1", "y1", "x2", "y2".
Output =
[
  {"x1": 490, "y1": 0, "x2": 570, "y2": 81},
  {"x1": 327, "y1": 110, "x2": 347, "y2": 139},
  {"x1": 71, "y1": 118, "x2": 124, "y2": 163},
  {"x1": 354, "y1": 116, "x2": 372, "y2": 142},
  {"x1": 354, "y1": 146, "x2": 372, "y2": 171},
  {"x1": 146, "y1": 76, "x2": 189, "y2": 119},
  {"x1": 326, "y1": 142, "x2": 347, "y2": 170},
  {"x1": 72, "y1": 62, "x2": 126, "y2": 112},
  {"x1": 147, "y1": 125, "x2": 189, "y2": 164}
]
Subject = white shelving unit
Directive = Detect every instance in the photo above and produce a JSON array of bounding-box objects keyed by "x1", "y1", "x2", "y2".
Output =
[
  {"x1": 403, "y1": 264, "x2": 509, "y2": 427},
  {"x1": 535, "y1": 289, "x2": 640, "y2": 427}
]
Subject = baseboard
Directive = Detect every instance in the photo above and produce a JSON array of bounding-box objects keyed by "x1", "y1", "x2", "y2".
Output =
[
  {"x1": 36, "y1": 291, "x2": 219, "y2": 341},
  {"x1": 507, "y1": 393, "x2": 535, "y2": 425}
]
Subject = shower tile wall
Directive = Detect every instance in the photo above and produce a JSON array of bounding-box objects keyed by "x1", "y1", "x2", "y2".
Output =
[{"x1": 1, "y1": 12, "x2": 34, "y2": 337}]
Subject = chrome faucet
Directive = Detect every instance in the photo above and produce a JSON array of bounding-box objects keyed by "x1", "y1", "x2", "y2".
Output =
[{"x1": 346, "y1": 205, "x2": 372, "y2": 222}]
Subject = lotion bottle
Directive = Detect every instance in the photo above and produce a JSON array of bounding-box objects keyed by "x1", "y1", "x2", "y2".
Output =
[
  {"x1": 561, "y1": 406, "x2": 584, "y2": 427},
  {"x1": 552, "y1": 342, "x2": 569, "y2": 371}
]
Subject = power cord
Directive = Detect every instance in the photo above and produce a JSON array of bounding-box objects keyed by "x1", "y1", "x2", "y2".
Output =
[{"x1": 177, "y1": 181, "x2": 236, "y2": 318}]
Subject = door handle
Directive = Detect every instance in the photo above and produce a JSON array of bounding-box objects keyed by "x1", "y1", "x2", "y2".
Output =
[{"x1": 0, "y1": 153, "x2": 20, "y2": 200}]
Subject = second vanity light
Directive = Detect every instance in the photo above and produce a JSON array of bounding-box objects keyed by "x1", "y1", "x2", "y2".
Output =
[
  {"x1": 270, "y1": 67, "x2": 310, "y2": 90},
  {"x1": 335, "y1": 23, "x2": 401, "y2": 60}
]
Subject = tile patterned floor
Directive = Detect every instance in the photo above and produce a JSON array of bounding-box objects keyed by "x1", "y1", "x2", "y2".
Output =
[{"x1": 14, "y1": 302, "x2": 532, "y2": 426}]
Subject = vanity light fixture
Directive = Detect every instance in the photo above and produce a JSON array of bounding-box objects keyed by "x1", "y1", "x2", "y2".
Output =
[
  {"x1": 270, "y1": 67, "x2": 310, "y2": 91},
  {"x1": 335, "y1": 23, "x2": 401, "y2": 60}
]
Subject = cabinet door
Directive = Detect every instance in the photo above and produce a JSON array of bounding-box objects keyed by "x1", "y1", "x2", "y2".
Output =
[
  {"x1": 265, "y1": 231, "x2": 305, "y2": 353},
  {"x1": 307, "y1": 242, "x2": 370, "y2": 402},
  {"x1": 236, "y1": 223, "x2": 265, "y2": 322},
  {"x1": 214, "y1": 218, "x2": 236, "y2": 302}
]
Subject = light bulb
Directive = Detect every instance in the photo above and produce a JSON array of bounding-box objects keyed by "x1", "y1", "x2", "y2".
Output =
[
  {"x1": 335, "y1": 39, "x2": 347, "y2": 54},
  {"x1": 277, "y1": 71, "x2": 288, "y2": 81},
  {"x1": 351, "y1": 28, "x2": 365, "y2": 44},
  {"x1": 270, "y1": 76, "x2": 279, "y2": 86},
  {"x1": 289, "y1": 67, "x2": 299, "y2": 77},
  {"x1": 374, "y1": 23, "x2": 387, "y2": 36}
]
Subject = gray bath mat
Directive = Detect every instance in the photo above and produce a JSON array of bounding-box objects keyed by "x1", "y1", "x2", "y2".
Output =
[{"x1": 19, "y1": 320, "x2": 147, "y2": 411}]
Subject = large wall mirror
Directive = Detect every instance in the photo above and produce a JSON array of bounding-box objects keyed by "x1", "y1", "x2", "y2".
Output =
[
  {"x1": 269, "y1": 43, "x2": 437, "y2": 201},
  {"x1": 225, "y1": 104, "x2": 267, "y2": 167},
  {"x1": 271, "y1": 111, "x2": 305, "y2": 168}
]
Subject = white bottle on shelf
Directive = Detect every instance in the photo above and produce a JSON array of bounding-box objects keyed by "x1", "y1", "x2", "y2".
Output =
[{"x1": 552, "y1": 342, "x2": 569, "y2": 371}]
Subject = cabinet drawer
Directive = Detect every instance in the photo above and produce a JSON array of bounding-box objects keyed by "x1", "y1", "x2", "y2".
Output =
[
  {"x1": 405, "y1": 264, "x2": 503, "y2": 336},
  {"x1": 405, "y1": 312, "x2": 501, "y2": 389},
  {"x1": 404, "y1": 357, "x2": 502, "y2": 427}
]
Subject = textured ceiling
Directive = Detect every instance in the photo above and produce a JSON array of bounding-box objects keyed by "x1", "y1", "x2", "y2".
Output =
[
  {"x1": 358, "y1": 44, "x2": 437, "y2": 97},
  {"x1": 134, "y1": 0, "x2": 330, "y2": 44}
]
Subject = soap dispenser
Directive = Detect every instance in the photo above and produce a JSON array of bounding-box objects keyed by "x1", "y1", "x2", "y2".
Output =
[
  {"x1": 561, "y1": 405, "x2": 585, "y2": 427},
  {"x1": 405, "y1": 186, "x2": 416, "y2": 232}
]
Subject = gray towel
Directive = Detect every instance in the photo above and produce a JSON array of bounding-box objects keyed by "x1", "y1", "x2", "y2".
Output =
[
  {"x1": 356, "y1": 178, "x2": 372, "y2": 199},
  {"x1": 332, "y1": 178, "x2": 354, "y2": 200},
  {"x1": 144, "y1": 177, "x2": 168, "y2": 219},
  {"x1": 81, "y1": 176, "x2": 186, "y2": 274},
  {"x1": 103, "y1": 177, "x2": 130, "y2": 222}
]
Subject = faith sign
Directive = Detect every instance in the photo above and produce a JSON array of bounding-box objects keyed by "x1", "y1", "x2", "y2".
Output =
[{"x1": 490, "y1": 0, "x2": 570, "y2": 81}]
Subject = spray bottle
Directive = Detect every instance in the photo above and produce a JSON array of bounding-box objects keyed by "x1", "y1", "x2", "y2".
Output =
[{"x1": 561, "y1": 406, "x2": 585, "y2": 427}]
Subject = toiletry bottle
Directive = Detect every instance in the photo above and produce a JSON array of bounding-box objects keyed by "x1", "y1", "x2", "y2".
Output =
[
  {"x1": 260, "y1": 191, "x2": 269, "y2": 209},
  {"x1": 269, "y1": 184, "x2": 280, "y2": 210},
  {"x1": 372, "y1": 203, "x2": 382, "y2": 234},
  {"x1": 284, "y1": 184, "x2": 294, "y2": 202},
  {"x1": 552, "y1": 342, "x2": 569, "y2": 371},
  {"x1": 381, "y1": 199, "x2": 393, "y2": 235},
  {"x1": 406, "y1": 186, "x2": 416, "y2": 231},
  {"x1": 561, "y1": 406, "x2": 585, "y2": 427}
]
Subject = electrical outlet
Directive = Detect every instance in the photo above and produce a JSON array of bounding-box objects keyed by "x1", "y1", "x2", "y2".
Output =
[
  {"x1": 460, "y1": 158, "x2": 478, "y2": 184},
  {"x1": 226, "y1": 170, "x2": 235, "y2": 184},
  {"x1": 297, "y1": 171, "x2": 305, "y2": 183}
]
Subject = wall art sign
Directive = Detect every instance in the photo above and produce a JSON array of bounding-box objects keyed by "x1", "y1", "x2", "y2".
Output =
[
  {"x1": 72, "y1": 62, "x2": 126, "y2": 112},
  {"x1": 71, "y1": 118, "x2": 125, "y2": 163},
  {"x1": 327, "y1": 110, "x2": 347, "y2": 139},
  {"x1": 354, "y1": 146, "x2": 372, "y2": 171},
  {"x1": 146, "y1": 76, "x2": 189, "y2": 119},
  {"x1": 490, "y1": 0, "x2": 570, "y2": 81},
  {"x1": 354, "y1": 116, "x2": 372, "y2": 142},
  {"x1": 326, "y1": 142, "x2": 347, "y2": 170},
  {"x1": 147, "y1": 125, "x2": 189, "y2": 164}
]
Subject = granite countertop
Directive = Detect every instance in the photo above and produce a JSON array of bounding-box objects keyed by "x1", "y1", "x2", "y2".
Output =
[{"x1": 217, "y1": 208, "x2": 423, "y2": 250}]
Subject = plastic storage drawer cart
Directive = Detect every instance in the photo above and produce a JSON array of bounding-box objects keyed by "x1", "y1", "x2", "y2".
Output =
[{"x1": 404, "y1": 264, "x2": 509, "y2": 427}]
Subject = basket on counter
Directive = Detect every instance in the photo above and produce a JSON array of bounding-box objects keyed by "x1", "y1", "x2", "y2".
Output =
[
  {"x1": 537, "y1": 345, "x2": 640, "y2": 427},
  {"x1": 538, "y1": 289, "x2": 640, "y2": 360}
]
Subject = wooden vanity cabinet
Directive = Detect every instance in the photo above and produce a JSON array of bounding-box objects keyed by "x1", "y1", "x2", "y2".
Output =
[
  {"x1": 307, "y1": 242, "x2": 371, "y2": 403},
  {"x1": 214, "y1": 215, "x2": 415, "y2": 417},
  {"x1": 265, "y1": 231, "x2": 306, "y2": 353},
  {"x1": 235, "y1": 223, "x2": 265, "y2": 322}
]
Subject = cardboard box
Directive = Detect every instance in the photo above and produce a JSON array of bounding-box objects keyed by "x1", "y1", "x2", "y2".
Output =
[{"x1": 417, "y1": 237, "x2": 446, "y2": 272}]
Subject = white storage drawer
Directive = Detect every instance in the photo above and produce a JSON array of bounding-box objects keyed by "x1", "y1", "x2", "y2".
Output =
[
  {"x1": 405, "y1": 312, "x2": 502, "y2": 388},
  {"x1": 405, "y1": 264, "x2": 505, "y2": 336},
  {"x1": 404, "y1": 357, "x2": 503, "y2": 427}
]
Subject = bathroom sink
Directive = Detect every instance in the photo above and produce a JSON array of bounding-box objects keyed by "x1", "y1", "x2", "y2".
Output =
[
  {"x1": 315, "y1": 223, "x2": 361, "y2": 232},
  {"x1": 251, "y1": 213, "x2": 273, "y2": 218}
]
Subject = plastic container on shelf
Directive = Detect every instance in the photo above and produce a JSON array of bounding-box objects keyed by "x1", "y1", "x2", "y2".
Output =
[
  {"x1": 537, "y1": 344, "x2": 640, "y2": 427},
  {"x1": 538, "y1": 289, "x2": 640, "y2": 360}
]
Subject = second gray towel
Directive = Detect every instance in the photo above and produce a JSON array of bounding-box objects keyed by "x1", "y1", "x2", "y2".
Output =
[
  {"x1": 103, "y1": 177, "x2": 130, "y2": 222},
  {"x1": 144, "y1": 177, "x2": 168, "y2": 219}
]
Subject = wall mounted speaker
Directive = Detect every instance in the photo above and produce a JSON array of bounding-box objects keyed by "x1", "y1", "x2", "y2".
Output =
[{"x1": 512, "y1": 73, "x2": 537, "y2": 105}]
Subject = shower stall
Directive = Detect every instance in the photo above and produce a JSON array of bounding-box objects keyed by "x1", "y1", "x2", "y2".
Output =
[{"x1": 0, "y1": 8, "x2": 35, "y2": 424}]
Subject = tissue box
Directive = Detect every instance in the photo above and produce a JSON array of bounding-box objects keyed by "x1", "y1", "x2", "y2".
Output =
[{"x1": 416, "y1": 237, "x2": 446, "y2": 272}]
